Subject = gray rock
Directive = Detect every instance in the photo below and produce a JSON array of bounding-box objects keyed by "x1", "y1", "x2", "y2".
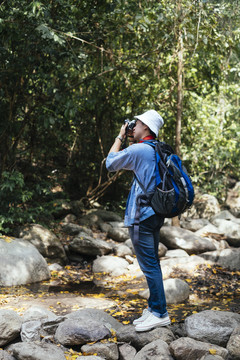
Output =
[
  {"x1": 0, "y1": 310, "x2": 22, "y2": 346},
  {"x1": 195, "y1": 224, "x2": 223, "y2": 237},
  {"x1": 134, "y1": 339, "x2": 174, "y2": 360},
  {"x1": 81, "y1": 342, "x2": 118, "y2": 360},
  {"x1": 199, "y1": 356, "x2": 224, "y2": 360},
  {"x1": 108, "y1": 221, "x2": 125, "y2": 227},
  {"x1": 160, "y1": 226, "x2": 216, "y2": 255},
  {"x1": 55, "y1": 319, "x2": 111, "y2": 346},
  {"x1": 139, "y1": 278, "x2": 189, "y2": 304},
  {"x1": 21, "y1": 320, "x2": 41, "y2": 342},
  {"x1": 164, "y1": 249, "x2": 189, "y2": 258},
  {"x1": 159, "y1": 242, "x2": 168, "y2": 257},
  {"x1": 164, "y1": 278, "x2": 190, "y2": 304},
  {"x1": 226, "y1": 181, "x2": 240, "y2": 217},
  {"x1": 211, "y1": 210, "x2": 240, "y2": 223},
  {"x1": 119, "y1": 343, "x2": 137, "y2": 360},
  {"x1": 93, "y1": 255, "x2": 129, "y2": 276},
  {"x1": 76, "y1": 357, "x2": 104, "y2": 360},
  {"x1": 226, "y1": 326, "x2": 240, "y2": 360},
  {"x1": 116, "y1": 325, "x2": 175, "y2": 350},
  {"x1": 169, "y1": 337, "x2": 228, "y2": 360},
  {"x1": 87, "y1": 210, "x2": 122, "y2": 222},
  {"x1": 48, "y1": 263, "x2": 63, "y2": 271},
  {"x1": 113, "y1": 244, "x2": 133, "y2": 257},
  {"x1": 62, "y1": 214, "x2": 77, "y2": 223},
  {"x1": 17, "y1": 224, "x2": 67, "y2": 263},
  {"x1": 66, "y1": 309, "x2": 123, "y2": 332},
  {"x1": 41, "y1": 317, "x2": 66, "y2": 336},
  {"x1": 192, "y1": 194, "x2": 221, "y2": 219},
  {"x1": 125, "y1": 239, "x2": 135, "y2": 254},
  {"x1": 0, "y1": 350, "x2": 16, "y2": 360},
  {"x1": 0, "y1": 238, "x2": 50, "y2": 286},
  {"x1": 161, "y1": 255, "x2": 212, "y2": 278},
  {"x1": 181, "y1": 218, "x2": 210, "y2": 232},
  {"x1": 211, "y1": 219, "x2": 240, "y2": 247},
  {"x1": 200, "y1": 248, "x2": 240, "y2": 270},
  {"x1": 185, "y1": 310, "x2": 240, "y2": 346},
  {"x1": 61, "y1": 222, "x2": 93, "y2": 236},
  {"x1": 69, "y1": 232, "x2": 112, "y2": 256},
  {"x1": 22, "y1": 306, "x2": 57, "y2": 323},
  {"x1": 7, "y1": 341, "x2": 66, "y2": 360},
  {"x1": 107, "y1": 227, "x2": 129, "y2": 242}
]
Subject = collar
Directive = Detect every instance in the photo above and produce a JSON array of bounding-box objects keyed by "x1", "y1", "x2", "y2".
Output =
[{"x1": 139, "y1": 135, "x2": 155, "y2": 143}]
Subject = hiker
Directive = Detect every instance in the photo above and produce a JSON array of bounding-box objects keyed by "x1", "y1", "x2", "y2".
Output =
[{"x1": 106, "y1": 109, "x2": 170, "y2": 332}]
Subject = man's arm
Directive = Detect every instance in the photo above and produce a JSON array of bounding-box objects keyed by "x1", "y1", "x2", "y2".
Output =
[{"x1": 108, "y1": 124, "x2": 128, "y2": 154}]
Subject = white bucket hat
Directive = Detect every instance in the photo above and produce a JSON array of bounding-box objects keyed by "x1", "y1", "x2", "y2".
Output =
[{"x1": 134, "y1": 110, "x2": 164, "y2": 137}]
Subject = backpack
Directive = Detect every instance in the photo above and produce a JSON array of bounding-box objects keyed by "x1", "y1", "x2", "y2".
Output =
[{"x1": 135, "y1": 140, "x2": 195, "y2": 219}]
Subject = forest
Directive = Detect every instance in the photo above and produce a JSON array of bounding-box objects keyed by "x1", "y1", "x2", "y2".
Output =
[{"x1": 0, "y1": 0, "x2": 239, "y2": 234}]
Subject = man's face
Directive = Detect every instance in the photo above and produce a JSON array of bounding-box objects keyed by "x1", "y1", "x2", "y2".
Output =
[{"x1": 132, "y1": 120, "x2": 147, "y2": 141}]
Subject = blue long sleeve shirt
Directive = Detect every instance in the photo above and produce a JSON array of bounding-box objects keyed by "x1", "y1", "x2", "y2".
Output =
[{"x1": 106, "y1": 143, "x2": 156, "y2": 227}]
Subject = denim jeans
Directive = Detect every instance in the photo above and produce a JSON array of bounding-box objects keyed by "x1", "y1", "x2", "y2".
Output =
[{"x1": 129, "y1": 214, "x2": 168, "y2": 318}]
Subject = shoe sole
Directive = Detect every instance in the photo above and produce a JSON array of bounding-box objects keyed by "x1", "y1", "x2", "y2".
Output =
[{"x1": 135, "y1": 319, "x2": 171, "y2": 332}]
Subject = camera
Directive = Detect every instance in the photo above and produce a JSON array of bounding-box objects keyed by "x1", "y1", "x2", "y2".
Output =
[{"x1": 124, "y1": 119, "x2": 136, "y2": 132}]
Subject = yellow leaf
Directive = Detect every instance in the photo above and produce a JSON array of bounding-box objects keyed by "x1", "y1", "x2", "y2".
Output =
[
  {"x1": 122, "y1": 320, "x2": 130, "y2": 325},
  {"x1": 185, "y1": 279, "x2": 192, "y2": 282},
  {"x1": 209, "y1": 349, "x2": 217, "y2": 355}
]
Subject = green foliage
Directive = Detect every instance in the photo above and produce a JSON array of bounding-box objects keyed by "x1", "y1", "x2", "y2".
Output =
[{"x1": 0, "y1": 0, "x2": 239, "y2": 234}]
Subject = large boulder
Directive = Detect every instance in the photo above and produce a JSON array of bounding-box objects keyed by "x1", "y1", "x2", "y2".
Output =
[
  {"x1": 186, "y1": 194, "x2": 221, "y2": 219},
  {"x1": 200, "y1": 248, "x2": 240, "y2": 270},
  {"x1": 0, "y1": 310, "x2": 22, "y2": 346},
  {"x1": 169, "y1": 337, "x2": 228, "y2": 360},
  {"x1": 0, "y1": 237, "x2": 50, "y2": 286},
  {"x1": 181, "y1": 218, "x2": 210, "y2": 232},
  {"x1": 0, "y1": 350, "x2": 16, "y2": 360},
  {"x1": 69, "y1": 232, "x2": 112, "y2": 256},
  {"x1": 7, "y1": 341, "x2": 66, "y2": 360},
  {"x1": 226, "y1": 182, "x2": 240, "y2": 217},
  {"x1": 185, "y1": 310, "x2": 240, "y2": 347},
  {"x1": 226, "y1": 326, "x2": 240, "y2": 360},
  {"x1": 160, "y1": 226, "x2": 216, "y2": 255},
  {"x1": 211, "y1": 219, "x2": 240, "y2": 247},
  {"x1": 17, "y1": 224, "x2": 67, "y2": 264},
  {"x1": 134, "y1": 339, "x2": 174, "y2": 360},
  {"x1": 93, "y1": 255, "x2": 129, "y2": 277},
  {"x1": 107, "y1": 227, "x2": 129, "y2": 243},
  {"x1": 81, "y1": 342, "x2": 118, "y2": 360},
  {"x1": 55, "y1": 319, "x2": 111, "y2": 346}
]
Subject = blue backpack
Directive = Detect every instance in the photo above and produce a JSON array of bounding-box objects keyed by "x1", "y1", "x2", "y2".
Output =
[{"x1": 135, "y1": 140, "x2": 194, "y2": 218}]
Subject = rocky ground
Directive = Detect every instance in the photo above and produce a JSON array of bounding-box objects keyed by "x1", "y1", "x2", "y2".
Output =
[{"x1": 0, "y1": 188, "x2": 240, "y2": 359}]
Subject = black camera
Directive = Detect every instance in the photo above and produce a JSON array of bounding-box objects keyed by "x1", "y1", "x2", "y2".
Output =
[{"x1": 124, "y1": 119, "x2": 136, "y2": 132}]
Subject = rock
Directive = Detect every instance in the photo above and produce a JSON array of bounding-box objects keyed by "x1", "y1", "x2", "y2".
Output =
[
  {"x1": 41, "y1": 317, "x2": 66, "y2": 337},
  {"x1": 211, "y1": 210, "x2": 240, "y2": 223},
  {"x1": 107, "y1": 227, "x2": 129, "y2": 242},
  {"x1": 21, "y1": 320, "x2": 42, "y2": 342},
  {"x1": 192, "y1": 194, "x2": 221, "y2": 219},
  {"x1": 211, "y1": 219, "x2": 240, "y2": 247},
  {"x1": 81, "y1": 342, "x2": 118, "y2": 360},
  {"x1": 61, "y1": 223, "x2": 93, "y2": 236},
  {"x1": 17, "y1": 224, "x2": 67, "y2": 264},
  {"x1": 62, "y1": 214, "x2": 77, "y2": 223},
  {"x1": 125, "y1": 255, "x2": 135, "y2": 264},
  {"x1": 226, "y1": 181, "x2": 240, "y2": 217},
  {"x1": 87, "y1": 210, "x2": 122, "y2": 222},
  {"x1": 139, "y1": 278, "x2": 190, "y2": 304},
  {"x1": 78, "y1": 214, "x2": 103, "y2": 229},
  {"x1": 0, "y1": 350, "x2": 16, "y2": 360},
  {"x1": 113, "y1": 244, "x2": 133, "y2": 257},
  {"x1": 119, "y1": 343, "x2": 137, "y2": 360},
  {"x1": 108, "y1": 221, "x2": 125, "y2": 227},
  {"x1": 48, "y1": 263, "x2": 63, "y2": 271},
  {"x1": 200, "y1": 248, "x2": 240, "y2": 270},
  {"x1": 159, "y1": 242, "x2": 168, "y2": 257},
  {"x1": 76, "y1": 357, "x2": 104, "y2": 360},
  {"x1": 160, "y1": 255, "x2": 212, "y2": 278},
  {"x1": 226, "y1": 326, "x2": 240, "y2": 360},
  {"x1": 116, "y1": 325, "x2": 175, "y2": 350},
  {"x1": 185, "y1": 310, "x2": 240, "y2": 347},
  {"x1": 169, "y1": 337, "x2": 228, "y2": 360},
  {"x1": 160, "y1": 226, "x2": 216, "y2": 255},
  {"x1": 0, "y1": 238, "x2": 50, "y2": 286},
  {"x1": 66, "y1": 309, "x2": 123, "y2": 332},
  {"x1": 134, "y1": 339, "x2": 174, "y2": 360},
  {"x1": 22, "y1": 306, "x2": 57, "y2": 323},
  {"x1": 195, "y1": 224, "x2": 223, "y2": 237},
  {"x1": 164, "y1": 278, "x2": 190, "y2": 304},
  {"x1": 0, "y1": 310, "x2": 22, "y2": 346},
  {"x1": 93, "y1": 256, "x2": 129, "y2": 276},
  {"x1": 55, "y1": 319, "x2": 111, "y2": 346},
  {"x1": 69, "y1": 232, "x2": 112, "y2": 256},
  {"x1": 199, "y1": 356, "x2": 224, "y2": 360},
  {"x1": 125, "y1": 239, "x2": 135, "y2": 254},
  {"x1": 181, "y1": 218, "x2": 210, "y2": 232},
  {"x1": 7, "y1": 341, "x2": 66, "y2": 360},
  {"x1": 164, "y1": 249, "x2": 189, "y2": 258}
]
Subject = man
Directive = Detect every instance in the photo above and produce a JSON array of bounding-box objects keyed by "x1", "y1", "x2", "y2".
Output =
[{"x1": 106, "y1": 109, "x2": 170, "y2": 332}]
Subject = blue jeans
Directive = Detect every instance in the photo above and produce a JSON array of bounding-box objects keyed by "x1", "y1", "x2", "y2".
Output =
[{"x1": 129, "y1": 214, "x2": 168, "y2": 318}]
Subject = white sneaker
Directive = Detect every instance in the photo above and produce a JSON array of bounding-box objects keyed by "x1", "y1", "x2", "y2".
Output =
[
  {"x1": 135, "y1": 313, "x2": 171, "y2": 332},
  {"x1": 133, "y1": 309, "x2": 151, "y2": 326}
]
